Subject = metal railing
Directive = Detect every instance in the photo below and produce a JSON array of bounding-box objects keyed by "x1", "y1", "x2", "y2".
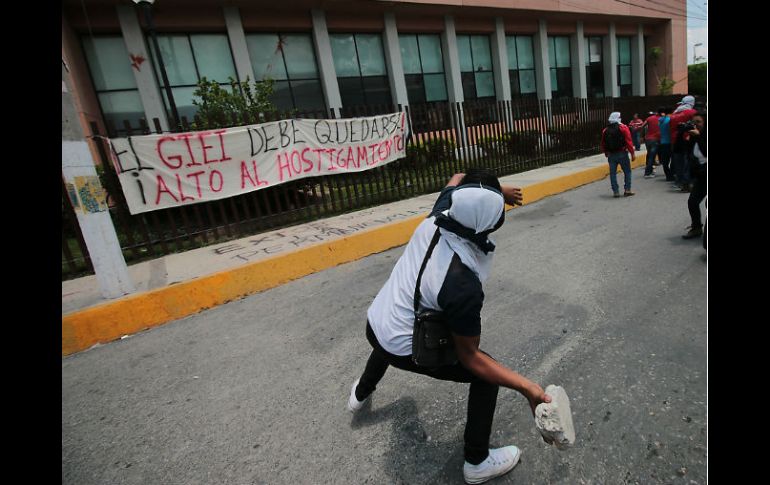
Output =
[{"x1": 62, "y1": 95, "x2": 684, "y2": 279}]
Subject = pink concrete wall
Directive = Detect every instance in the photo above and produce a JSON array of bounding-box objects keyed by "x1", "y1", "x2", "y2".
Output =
[
  {"x1": 387, "y1": 0, "x2": 677, "y2": 20},
  {"x1": 326, "y1": 11, "x2": 385, "y2": 31},
  {"x1": 583, "y1": 21, "x2": 609, "y2": 35},
  {"x1": 240, "y1": 9, "x2": 312, "y2": 31},
  {"x1": 669, "y1": 17, "x2": 688, "y2": 94},
  {"x1": 395, "y1": 15, "x2": 445, "y2": 33},
  {"x1": 454, "y1": 16, "x2": 495, "y2": 33},
  {"x1": 615, "y1": 24, "x2": 638, "y2": 36},
  {"x1": 502, "y1": 18, "x2": 538, "y2": 34},
  {"x1": 547, "y1": 21, "x2": 577, "y2": 35}
]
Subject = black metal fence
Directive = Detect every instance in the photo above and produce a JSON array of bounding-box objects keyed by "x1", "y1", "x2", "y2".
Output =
[{"x1": 62, "y1": 95, "x2": 684, "y2": 279}]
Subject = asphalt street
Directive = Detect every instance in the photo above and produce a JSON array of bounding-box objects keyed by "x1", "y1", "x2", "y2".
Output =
[{"x1": 62, "y1": 166, "x2": 707, "y2": 485}]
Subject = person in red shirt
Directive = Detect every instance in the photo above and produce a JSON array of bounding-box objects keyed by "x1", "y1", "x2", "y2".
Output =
[
  {"x1": 641, "y1": 111, "x2": 661, "y2": 178},
  {"x1": 601, "y1": 112, "x2": 636, "y2": 197},
  {"x1": 629, "y1": 113, "x2": 644, "y2": 151},
  {"x1": 669, "y1": 95, "x2": 698, "y2": 192}
]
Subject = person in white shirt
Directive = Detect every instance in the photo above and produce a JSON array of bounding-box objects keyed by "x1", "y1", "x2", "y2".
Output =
[{"x1": 347, "y1": 168, "x2": 551, "y2": 484}]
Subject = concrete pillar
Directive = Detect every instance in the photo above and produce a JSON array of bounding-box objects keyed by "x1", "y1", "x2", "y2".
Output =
[
  {"x1": 383, "y1": 12, "x2": 409, "y2": 109},
  {"x1": 491, "y1": 17, "x2": 511, "y2": 101},
  {"x1": 223, "y1": 7, "x2": 255, "y2": 85},
  {"x1": 571, "y1": 21, "x2": 588, "y2": 99},
  {"x1": 441, "y1": 15, "x2": 463, "y2": 103},
  {"x1": 533, "y1": 19, "x2": 553, "y2": 130},
  {"x1": 631, "y1": 23, "x2": 646, "y2": 96},
  {"x1": 116, "y1": 5, "x2": 169, "y2": 131},
  {"x1": 311, "y1": 9, "x2": 342, "y2": 117},
  {"x1": 604, "y1": 22, "x2": 619, "y2": 97},
  {"x1": 62, "y1": 63, "x2": 135, "y2": 299},
  {"x1": 533, "y1": 19, "x2": 552, "y2": 100},
  {"x1": 441, "y1": 15, "x2": 467, "y2": 146}
]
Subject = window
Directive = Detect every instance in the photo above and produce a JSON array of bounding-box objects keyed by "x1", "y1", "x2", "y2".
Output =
[
  {"x1": 617, "y1": 37, "x2": 632, "y2": 97},
  {"x1": 457, "y1": 35, "x2": 496, "y2": 100},
  {"x1": 151, "y1": 33, "x2": 238, "y2": 123},
  {"x1": 81, "y1": 36, "x2": 146, "y2": 133},
  {"x1": 548, "y1": 36, "x2": 573, "y2": 99},
  {"x1": 505, "y1": 35, "x2": 537, "y2": 100},
  {"x1": 246, "y1": 33, "x2": 326, "y2": 112},
  {"x1": 399, "y1": 34, "x2": 448, "y2": 104},
  {"x1": 330, "y1": 33, "x2": 392, "y2": 107},
  {"x1": 585, "y1": 36, "x2": 604, "y2": 98}
]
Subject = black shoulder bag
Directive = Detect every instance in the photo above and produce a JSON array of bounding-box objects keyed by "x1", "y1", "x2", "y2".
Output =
[{"x1": 411, "y1": 228, "x2": 458, "y2": 367}]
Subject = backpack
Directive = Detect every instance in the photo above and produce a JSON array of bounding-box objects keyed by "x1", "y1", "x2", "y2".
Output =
[{"x1": 604, "y1": 123, "x2": 624, "y2": 152}]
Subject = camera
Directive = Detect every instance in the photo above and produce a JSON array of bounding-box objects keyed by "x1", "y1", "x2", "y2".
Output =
[{"x1": 679, "y1": 120, "x2": 696, "y2": 132}]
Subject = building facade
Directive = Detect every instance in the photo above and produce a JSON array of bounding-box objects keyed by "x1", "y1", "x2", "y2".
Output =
[{"x1": 62, "y1": 0, "x2": 688, "y2": 136}]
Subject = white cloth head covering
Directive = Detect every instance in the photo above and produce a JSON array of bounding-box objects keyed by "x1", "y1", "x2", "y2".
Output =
[
  {"x1": 674, "y1": 95, "x2": 695, "y2": 113},
  {"x1": 439, "y1": 186, "x2": 504, "y2": 282},
  {"x1": 608, "y1": 112, "x2": 622, "y2": 124}
]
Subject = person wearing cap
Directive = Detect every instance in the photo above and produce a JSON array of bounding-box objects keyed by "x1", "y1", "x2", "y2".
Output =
[
  {"x1": 347, "y1": 168, "x2": 551, "y2": 484},
  {"x1": 601, "y1": 112, "x2": 636, "y2": 197},
  {"x1": 669, "y1": 95, "x2": 698, "y2": 192}
]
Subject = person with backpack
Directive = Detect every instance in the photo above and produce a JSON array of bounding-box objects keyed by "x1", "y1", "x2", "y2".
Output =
[
  {"x1": 601, "y1": 112, "x2": 636, "y2": 197},
  {"x1": 347, "y1": 168, "x2": 552, "y2": 484}
]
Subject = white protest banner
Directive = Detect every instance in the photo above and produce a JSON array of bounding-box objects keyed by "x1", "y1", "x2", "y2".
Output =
[{"x1": 109, "y1": 111, "x2": 408, "y2": 215}]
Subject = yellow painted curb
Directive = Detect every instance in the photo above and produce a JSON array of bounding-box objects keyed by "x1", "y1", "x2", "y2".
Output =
[
  {"x1": 62, "y1": 216, "x2": 423, "y2": 356},
  {"x1": 62, "y1": 156, "x2": 646, "y2": 356}
]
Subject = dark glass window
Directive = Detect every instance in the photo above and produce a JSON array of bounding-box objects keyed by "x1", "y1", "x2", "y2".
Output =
[
  {"x1": 617, "y1": 37, "x2": 632, "y2": 97},
  {"x1": 81, "y1": 35, "x2": 146, "y2": 134},
  {"x1": 399, "y1": 34, "x2": 448, "y2": 103},
  {"x1": 246, "y1": 33, "x2": 326, "y2": 112},
  {"x1": 330, "y1": 33, "x2": 392, "y2": 108},
  {"x1": 457, "y1": 34, "x2": 496, "y2": 100},
  {"x1": 585, "y1": 36, "x2": 605, "y2": 98},
  {"x1": 151, "y1": 33, "x2": 238, "y2": 122},
  {"x1": 505, "y1": 35, "x2": 537, "y2": 100},
  {"x1": 548, "y1": 36, "x2": 573, "y2": 99}
]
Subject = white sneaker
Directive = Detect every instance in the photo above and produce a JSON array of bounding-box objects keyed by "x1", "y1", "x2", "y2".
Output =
[
  {"x1": 347, "y1": 378, "x2": 368, "y2": 413},
  {"x1": 463, "y1": 446, "x2": 521, "y2": 484}
]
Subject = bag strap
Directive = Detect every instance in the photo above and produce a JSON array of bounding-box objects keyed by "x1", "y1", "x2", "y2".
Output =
[{"x1": 414, "y1": 228, "x2": 442, "y2": 315}]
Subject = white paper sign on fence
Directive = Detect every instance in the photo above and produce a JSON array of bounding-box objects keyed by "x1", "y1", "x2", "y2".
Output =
[{"x1": 109, "y1": 111, "x2": 408, "y2": 215}]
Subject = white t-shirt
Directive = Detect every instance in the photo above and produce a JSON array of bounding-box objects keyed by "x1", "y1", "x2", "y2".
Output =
[{"x1": 367, "y1": 189, "x2": 485, "y2": 356}]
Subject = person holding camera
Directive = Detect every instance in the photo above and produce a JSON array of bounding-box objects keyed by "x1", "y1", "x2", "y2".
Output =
[
  {"x1": 347, "y1": 168, "x2": 551, "y2": 484},
  {"x1": 682, "y1": 111, "x2": 707, "y2": 239}
]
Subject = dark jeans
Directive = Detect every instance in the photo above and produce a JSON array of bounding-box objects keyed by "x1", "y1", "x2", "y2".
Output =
[
  {"x1": 607, "y1": 151, "x2": 632, "y2": 193},
  {"x1": 671, "y1": 151, "x2": 691, "y2": 186},
  {"x1": 644, "y1": 140, "x2": 659, "y2": 175},
  {"x1": 688, "y1": 165, "x2": 707, "y2": 228},
  {"x1": 358, "y1": 322, "x2": 499, "y2": 465},
  {"x1": 658, "y1": 143, "x2": 673, "y2": 180},
  {"x1": 631, "y1": 130, "x2": 641, "y2": 151}
]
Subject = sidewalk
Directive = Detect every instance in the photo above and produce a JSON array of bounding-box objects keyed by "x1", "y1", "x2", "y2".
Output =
[{"x1": 62, "y1": 151, "x2": 647, "y2": 356}]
